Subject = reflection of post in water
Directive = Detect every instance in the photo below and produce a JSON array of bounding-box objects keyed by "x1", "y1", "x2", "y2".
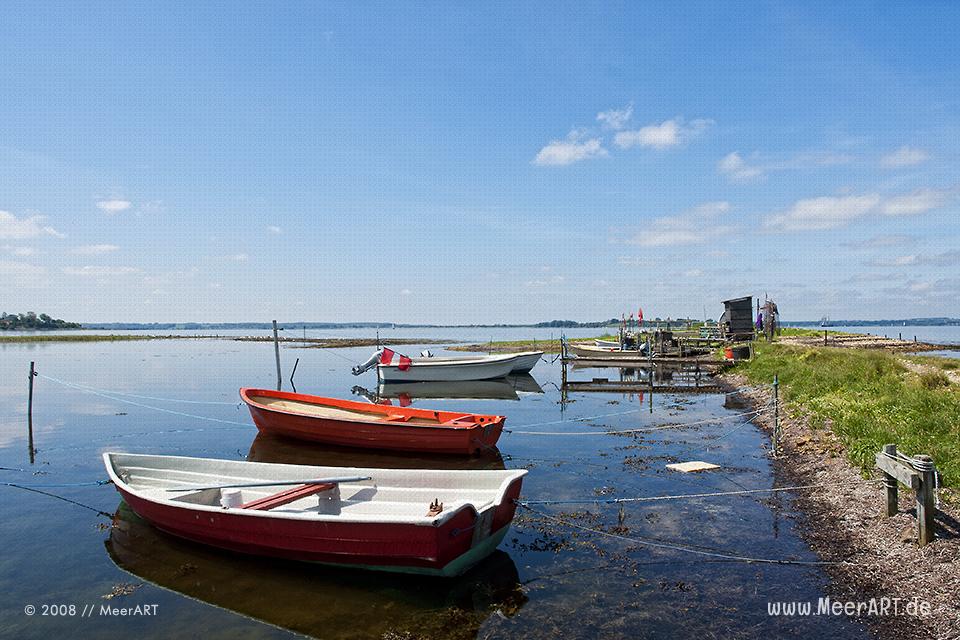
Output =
[{"x1": 105, "y1": 502, "x2": 527, "y2": 639}]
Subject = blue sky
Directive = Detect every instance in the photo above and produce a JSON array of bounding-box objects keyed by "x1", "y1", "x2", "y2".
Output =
[{"x1": 1, "y1": 2, "x2": 958, "y2": 323}]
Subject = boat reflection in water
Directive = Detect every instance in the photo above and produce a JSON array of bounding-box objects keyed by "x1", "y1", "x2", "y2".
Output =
[
  {"x1": 247, "y1": 432, "x2": 506, "y2": 470},
  {"x1": 106, "y1": 503, "x2": 526, "y2": 640},
  {"x1": 352, "y1": 373, "x2": 544, "y2": 406}
]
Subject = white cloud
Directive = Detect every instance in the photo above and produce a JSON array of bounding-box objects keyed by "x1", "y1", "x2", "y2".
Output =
[
  {"x1": 718, "y1": 152, "x2": 765, "y2": 182},
  {"x1": 399, "y1": 288, "x2": 412, "y2": 295},
  {"x1": 880, "y1": 188, "x2": 948, "y2": 216},
  {"x1": 764, "y1": 195, "x2": 880, "y2": 231},
  {"x1": 614, "y1": 117, "x2": 712, "y2": 150},
  {"x1": 534, "y1": 130, "x2": 607, "y2": 166},
  {"x1": 626, "y1": 200, "x2": 732, "y2": 246},
  {"x1": 226, "y1": 253, "x2": 249, "y2": 262},
  {"x1": 71, "y1": 244, "x2": 119, "y2": 255},
  {"x1": 0, "y1": 211, "x2": 63, "y2": 239},
  {"x1": 881, "y1": 146, "x2": 928, "y2": 168},
  {"x1": 267, "y1": 225, "x2": 283, "y2": 235},
  {"x1": 718, "y1": 150, "x2": 853, "y2": 183},
  {"x1": 596, "y1": 104, "x2": 633, "y2": 130},
  {"x1": 96, "y1": 199, "x2": 132, "y2": 213},
  {"x1": 62, "y1": 265, "x2": 140, "y2": 277}
]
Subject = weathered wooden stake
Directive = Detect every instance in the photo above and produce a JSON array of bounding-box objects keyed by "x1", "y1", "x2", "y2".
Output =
[
  {"x1": 883, "y1": 443, "x2": 898, "y2": 516},
  {"x1": 823, "y1": 330, "x2": 828, "y2": 346},
  {"x1": 915, "y1": 454, "x2": 936, "y2": 546},
  {"x1": 272, "y1": 320, "x2": 282, "y2": 391},
  {"x1": 27, "y1": 361, "x2": 36, "y2": 464}
]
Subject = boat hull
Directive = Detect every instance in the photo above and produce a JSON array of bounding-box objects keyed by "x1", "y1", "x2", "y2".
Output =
[
  {"x1": 567, "y1": 343, "x2": 650, "y2": 360},
  {"x1": 507, "y1": 351, "x2": 543, "y2": 373},
  {"x1": 242, "y1": 389, "x2": 504, "y2": 454},
  {"x1": 378, "y1": 355, "x2": 518, "y2": 382},
  {"x1": 104, "y1": 454, "x2": 526, "y2": 577}
]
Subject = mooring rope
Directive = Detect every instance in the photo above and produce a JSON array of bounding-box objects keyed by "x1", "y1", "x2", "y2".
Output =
[
  {"x1": 880, "y1": 450, "x2": 941, "y2": 508},
  {"x1": 36, "y1": 374, "x2": 241, "y2": 405},
  {"x1": 36, "y1": 374, "x2": 255, "y2": 427},
  {"x1": 508, "y1": 405, "x2": 772, "y2": 436},
  {"x1": 517, "y1": 503, "x2": 847, "y2": 566},
  {"x1": 2, "y1": 482, "x2": 113, "y2": 518},
  {"x1": 517, "y1": 483, "x2": 831, "y2": 506}
]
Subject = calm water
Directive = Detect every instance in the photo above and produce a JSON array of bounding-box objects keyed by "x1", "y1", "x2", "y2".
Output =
[{"x1": 0, "y1": 337, "x2": 867, "y2": 639}]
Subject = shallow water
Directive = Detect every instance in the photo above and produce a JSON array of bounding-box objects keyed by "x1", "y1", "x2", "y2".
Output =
[{"x1": 0, "y1": 338, "x2": 868, "y2": 639}]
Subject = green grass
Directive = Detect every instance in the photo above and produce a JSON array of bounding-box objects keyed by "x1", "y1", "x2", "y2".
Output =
[{"x1": 734, "y1": 342, "x2": 960, "y2": 491}]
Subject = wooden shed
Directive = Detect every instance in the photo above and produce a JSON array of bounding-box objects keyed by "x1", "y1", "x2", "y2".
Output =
[{"x1": 720, "y1": 296, "x2": 755, "y2": 339}]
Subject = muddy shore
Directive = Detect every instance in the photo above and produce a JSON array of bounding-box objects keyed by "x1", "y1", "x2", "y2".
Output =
[{"x1": 720, "y1": 373, "x2": 960, "y2": 640}]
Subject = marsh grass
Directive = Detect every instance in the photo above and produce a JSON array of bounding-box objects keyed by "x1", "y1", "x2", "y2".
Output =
[{"x1": 735, "y1": 342, "x2": 960, "y2": 488}]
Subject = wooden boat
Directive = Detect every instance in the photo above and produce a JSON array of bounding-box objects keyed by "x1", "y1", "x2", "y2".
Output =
[
  {"x1": 566, "y1": 342, "x2": 650, "y2": 360},
  {"x1": 354, "y1": 350, "x2": 542, "y2": 382},
  {"x1": 103, "y1": 452, "x2": 527, "y2": 577},
  {"x1": 594, "y1": 339, "x2": 622, "y2": 349},
  {"x1": 241, "y1": 388, "x2": 505, "y2": 454}
]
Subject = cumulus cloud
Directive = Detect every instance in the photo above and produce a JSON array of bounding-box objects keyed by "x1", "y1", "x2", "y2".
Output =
[
  {"x1": 881, "y1": 146, "x2": 928, "y2": 168},
  {"x1": 596, "y1": 104, "x2": 633, "y2": 130},
  {"x1": 764, "y1": 189, "x2": 950, "y2": 231},
  {"x1": 718, "y1": 152, "x2": 765, "y2": 182},
  {"x1": 96, "y1": 199, "x2": 132, "y2": 213},
  {"x1": 614, "y1": 117, "x2": 712, "y2": 150},
  {"x1": 533, "y1": 130, "x2": 607, "y2": 166},
  {"x1": 0, "y1": 211, "x2": 63, "y2": 239},
  {"x1": 267, "y1": 225, "x2": 283, "y2": 235},
  {"x1": 71, "y1": 244, "x2": 119, "y2": 255}
]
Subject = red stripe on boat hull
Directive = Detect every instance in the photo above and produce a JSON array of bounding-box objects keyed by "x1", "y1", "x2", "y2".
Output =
[{"x1": 114, "y1": 479, "x2": 523, "y2": 576}]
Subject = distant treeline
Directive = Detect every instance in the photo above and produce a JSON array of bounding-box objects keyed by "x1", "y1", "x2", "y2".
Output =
[
  {"x1": 788, "y1": 318, "x2": 960, "y2": 327},
  {"x1": 82, "y1": 318, "x2": 703, "y2": 330},
  {"x1": 0, "y1": 312, "x2": 81, "y2": 330}
]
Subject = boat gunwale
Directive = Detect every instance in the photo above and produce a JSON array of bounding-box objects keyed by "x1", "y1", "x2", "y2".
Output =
[
  {"x1": 240, "y1": 388, "x2": 505, "y2": 431},
  {"x1": 103, "y1": 452, "x2": 526, "y2": 527}
]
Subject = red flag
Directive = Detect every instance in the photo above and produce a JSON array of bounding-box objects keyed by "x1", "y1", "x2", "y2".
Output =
[
  {"x1": 398, "y1": 355, "x2": 412, "y2": 371},
  {"x1": 398, "y1": 393, "x2": 412, "y2": 407},
  {"x1": 638, "y1": 307, "x2": 643, "y2": 324},
  {"x1": 380, "y1": 348, "x2": 395, "y2": 365}
]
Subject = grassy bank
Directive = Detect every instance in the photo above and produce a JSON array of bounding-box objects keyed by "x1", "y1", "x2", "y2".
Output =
[
  {"x1": 733, "y1": 341, "x2": 960, "y2": 492},
  {"x1": 0, "y1": 334, "x2": 181, "y2": 343}
]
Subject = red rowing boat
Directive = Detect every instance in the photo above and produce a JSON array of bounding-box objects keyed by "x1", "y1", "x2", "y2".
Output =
[
  {"x1": 240, "y1": 388, "x2": 506, "y2": 455},
  {"x1": 103, "y1": 453, "x2": 527, "y2": 577}
]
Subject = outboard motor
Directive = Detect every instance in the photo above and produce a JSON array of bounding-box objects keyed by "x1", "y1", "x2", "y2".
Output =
[{"x1": 351, "y1": 349, "x2": 383, "y2": 376}]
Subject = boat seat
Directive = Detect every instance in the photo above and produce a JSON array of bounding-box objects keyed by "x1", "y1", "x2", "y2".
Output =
[{"x1": 240, "y1": 483, "x2": 336, "y2": 511}]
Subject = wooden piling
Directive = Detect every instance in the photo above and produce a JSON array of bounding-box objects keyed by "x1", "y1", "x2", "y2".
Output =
[
  {"x1": 27, "y1": 361, "x2": 36, "y2": 464},
  {"x1": 272, "y1": 320, "x2": 282, "y2": 391},
  {"x1": 823, "y1": 330, "x2": 827, "y2": 346},
  {"x1": 883, "y1": 444, "x2": 898, "y2": 516},
  {"x1": 915, "y1": 454, "x2": 936, "y2": 546}
]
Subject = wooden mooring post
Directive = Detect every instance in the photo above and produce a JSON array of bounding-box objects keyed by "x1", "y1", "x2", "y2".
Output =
[
  {"x1": 875, "y1": 444, "x2": 937, "y2": 546},
  {"x1": 27, "y1": 361, "x2": 36, "y2": 464},
  {"x1": 272, "y1": 320, "x2": 282, "y2": 391}
]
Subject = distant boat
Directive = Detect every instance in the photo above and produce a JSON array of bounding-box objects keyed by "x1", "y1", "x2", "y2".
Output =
[
  {"x1": 241, "y1": 388, "x2": 506, "y2": 454},
  {"x1": 566, "y1": 342, "x2": 650, "y2": 360},
  {"x1": 103, "y1": 452, "x2": 527, "y2": 577},
  {"x1": 353, "y1": 349, "x2": 543, "y2": 382}
]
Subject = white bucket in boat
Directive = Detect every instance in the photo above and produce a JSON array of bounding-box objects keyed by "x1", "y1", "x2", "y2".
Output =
[{"x1": 220, "y1": 489, "x2": 243, "y2": 508}]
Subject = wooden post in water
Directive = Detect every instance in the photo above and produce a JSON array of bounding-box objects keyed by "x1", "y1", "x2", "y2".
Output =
[
  {"x1": 27, "y1": 361, "x2": 36, "y2": 464},
  {"x1": 272, "y1": 320, "x2": 282, "y2": 391},
  {"x1": 915, "y1": 454, "x2": 936, "y2": 546},
  {"x1": 883, "y1": 443, "x2": 899, "y2": 516},
  {"x1": 824, "y1": 330, "x2": 828, "y2": 346}
]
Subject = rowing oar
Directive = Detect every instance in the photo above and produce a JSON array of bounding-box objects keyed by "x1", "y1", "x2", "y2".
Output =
[{"x1": 165, "y1": 476, "x2": 371, "y2": 492}]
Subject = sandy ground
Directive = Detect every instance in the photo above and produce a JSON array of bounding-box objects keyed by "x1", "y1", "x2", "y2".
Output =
[
  {"x1": 720, "y1": 374, "x2": 960, "y2": 640},
  {"x1": 779, "y1": 334, "x2": 955, "y2": 353}
]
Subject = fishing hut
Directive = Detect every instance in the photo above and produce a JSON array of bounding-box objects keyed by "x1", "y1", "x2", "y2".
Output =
[{"x1": 720, "y1": 296, "x2": 755, "y2": 341}]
